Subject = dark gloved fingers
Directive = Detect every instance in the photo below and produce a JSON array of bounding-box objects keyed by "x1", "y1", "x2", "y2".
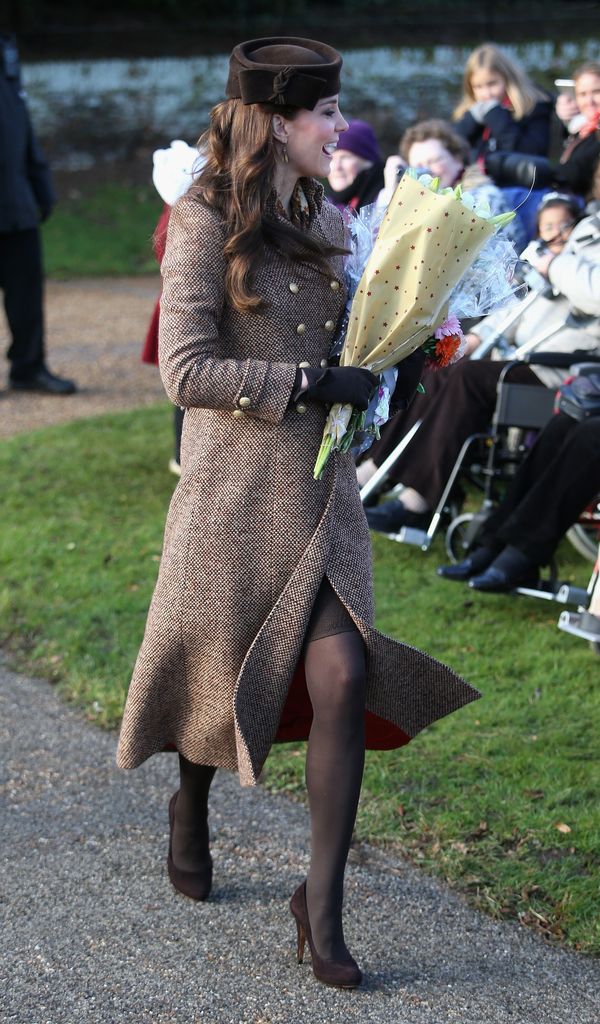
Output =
[{"x1": 303, "y1": 366, "x2": 378, "y2": 411}]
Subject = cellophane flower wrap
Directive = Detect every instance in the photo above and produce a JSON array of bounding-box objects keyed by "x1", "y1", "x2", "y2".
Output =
[{"x1": 313, "y1": 170, "x2": 517, "y2": 478}]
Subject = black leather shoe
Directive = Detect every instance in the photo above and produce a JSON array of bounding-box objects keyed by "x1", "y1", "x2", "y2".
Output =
[
  {"x1": 468, "y1": 565, "x2": 539, "y2": 593},
  {"x1": 437, "y1": 548, "x2": 497, "y2": 581},
  {"x1": 365, "y1": 500, "x2": 429, "y2": 533},
  {"x1": 10, "y1": 367, "x2": 77, "y2": 395}
]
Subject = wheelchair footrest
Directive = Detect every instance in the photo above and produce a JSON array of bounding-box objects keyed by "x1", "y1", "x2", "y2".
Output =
[
  {"x1": 558, "y1": 609, "x2": 600, "y2": 641},
  {"x1": 384, "y1": 527, "x2": 433, "y2": 550},
  {"x1": 556, "y1": 584, "x2": 591, "y2": 607},
  {"x1": 514, "y1": 581, "x2": 591, "y2": 605},
  {"x1": 514, "y1": 578, "x2": 562, "y2": 601}
]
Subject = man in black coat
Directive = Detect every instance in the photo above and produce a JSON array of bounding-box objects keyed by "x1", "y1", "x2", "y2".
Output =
[{"x1": 0, "y1": 32, "x2": 75, "y2": 393}]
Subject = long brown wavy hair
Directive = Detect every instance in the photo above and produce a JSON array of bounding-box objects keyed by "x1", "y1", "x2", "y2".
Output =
[{"x1": 188, "y1": 98, "x2": 345, "y2": 313}]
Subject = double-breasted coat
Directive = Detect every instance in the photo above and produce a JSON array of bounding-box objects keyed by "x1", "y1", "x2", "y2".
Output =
[{"x1": 116, "y1": 179, "x2": 479, "y2": 786}]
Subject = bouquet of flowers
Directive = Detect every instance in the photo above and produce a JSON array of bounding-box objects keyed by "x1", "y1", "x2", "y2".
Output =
[{"x1": 313, "y1": 169, "x2": 517, "y2": 479}]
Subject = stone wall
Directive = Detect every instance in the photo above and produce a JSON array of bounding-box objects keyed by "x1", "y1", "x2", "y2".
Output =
[{"x1": 23, "y1": 39, "x2": 600, "y2": 170}]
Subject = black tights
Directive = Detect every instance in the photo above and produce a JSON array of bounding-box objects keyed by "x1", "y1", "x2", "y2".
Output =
[
  {"x1": 172, "y1": 756, "x2": 216, "y2": 871},
  {"x1": 172, "y1": 631, "x2": 366, "y2": 962},
  {"x1": 304, "y1": 629, "x2": 366, "y2": 960}
]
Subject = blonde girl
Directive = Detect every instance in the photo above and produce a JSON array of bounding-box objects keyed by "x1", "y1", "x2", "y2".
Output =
[{"x1": 453, "y1": 43, "x2": 552, "y2": 167}]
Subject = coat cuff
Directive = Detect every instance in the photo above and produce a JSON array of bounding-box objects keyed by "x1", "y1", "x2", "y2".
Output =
[{"x1": 235, "y1": 360, "x2": 299, "y2": 425}]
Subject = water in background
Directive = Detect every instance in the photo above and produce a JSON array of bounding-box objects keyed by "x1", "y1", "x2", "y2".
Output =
[{"x1": 24, "y1": 39, "x2": 600, "y2": 170}]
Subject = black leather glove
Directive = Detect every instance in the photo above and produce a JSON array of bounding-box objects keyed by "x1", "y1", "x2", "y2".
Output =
[
  {"x1": 303, "y1": 366, "x2": 378, "y2": 411},
  {"x1": 484, "y1": 151, "x2": 554, "y2": 189},
  {"x1": 390, "y1": 348, "x2": 427, "y2": 414}
]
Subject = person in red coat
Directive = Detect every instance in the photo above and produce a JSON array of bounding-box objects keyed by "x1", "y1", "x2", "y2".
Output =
[{"x1": 142, "y1": 141, "x2": 203, "y2": 473}]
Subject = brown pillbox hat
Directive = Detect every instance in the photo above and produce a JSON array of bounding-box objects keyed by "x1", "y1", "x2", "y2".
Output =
[{"x1": 226, "y1": 36, "x2": 342, "y2": 110}]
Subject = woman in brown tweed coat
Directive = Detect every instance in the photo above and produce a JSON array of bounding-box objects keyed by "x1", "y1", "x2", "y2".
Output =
[{"x1": 117, "y1": 37, "x2": 479, "y2": 988}]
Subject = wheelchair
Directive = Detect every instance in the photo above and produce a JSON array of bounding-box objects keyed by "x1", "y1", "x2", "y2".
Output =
[
  {"x1": 360, "y1": 357, "x2": 600, "y2": 605},
  {"x1": 557, "y1": 543, "x2": 600, "y2": 656}
]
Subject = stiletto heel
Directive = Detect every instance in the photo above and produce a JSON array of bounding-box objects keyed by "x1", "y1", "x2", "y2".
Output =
[
  {"x1": 295, "y1": 919, "x2": 306, "y2": 963},
  {"x1": 167, "y1": 791, "x2": 212, "y2": 901},
  {"x1": 289, "y1": 881, "x2": 362, "y2": 989}
]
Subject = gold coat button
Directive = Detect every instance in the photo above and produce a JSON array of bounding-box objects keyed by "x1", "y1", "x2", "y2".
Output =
[
  {"x1": 330, "y1": 280, "x2": 340, "y2": 291},
  {"x1": 289, "y1": 282, "x2": 299, "y2": 294},
  {"x1": 320, "y1": 359, "x2": 328, "y2": 368},
  {"x1": 232, "y1": 409, "x2": 245, "y2": 419},
  {"x1": 298, "y1": 361, "x2": 311, "y2": 368},
  {"x1": 296, "y1": 323, "x2": 306, "y2": 334},
  {"x1": 238, "y1": 396, "x2": 251, "y2": 408},
  {"x1": 324, "y1": 320, "x2": 335, "y2": 331},
  {"x1": 296, "y1": 402, "x2": 307, "y2": 414}
]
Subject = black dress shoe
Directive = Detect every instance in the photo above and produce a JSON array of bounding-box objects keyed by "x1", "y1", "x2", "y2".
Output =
[
  {"x1": 365, "y1": 500, "x2": 429, "y2": 533},
  {"x1": 437, "y1": 547, "x2": 497, "y2": 582},
  {"x1": 468, "y1": 565, "x2": 539, "y2": 593},
  {"x1": 10, "y1": 367, "x2": 77, "y2": 395},
  {"x1": 468, "y1": 544, "x2": 539, "y2": 593}
]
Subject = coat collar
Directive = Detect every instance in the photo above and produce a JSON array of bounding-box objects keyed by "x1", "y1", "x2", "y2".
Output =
[{"x1": 268, "y1": 177, "x2": 324, "y2": 229}]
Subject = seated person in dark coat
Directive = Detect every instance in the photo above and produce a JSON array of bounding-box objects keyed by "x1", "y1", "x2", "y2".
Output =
[{"x1": 437, "y1": 411, "x2": 600, "y2": 592}]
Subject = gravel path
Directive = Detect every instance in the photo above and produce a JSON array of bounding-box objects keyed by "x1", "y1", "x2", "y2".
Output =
[
  {"x1": 2, "y1": 658, "x2": 600, "y2": 1024},
  {"x1": 0, "y1": 276, "x2": 165, "y2": 439},
  {"x1": 2, "y1": 279, "x2": 600, "y2": 1021}
]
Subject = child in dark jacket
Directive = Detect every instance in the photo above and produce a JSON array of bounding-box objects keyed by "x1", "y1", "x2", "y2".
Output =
[{"x1": 452, "y1": 43, "x2": 552, "y2": 171}]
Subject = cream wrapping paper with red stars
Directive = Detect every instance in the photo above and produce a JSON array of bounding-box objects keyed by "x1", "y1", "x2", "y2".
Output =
[
  {"x1": 340, "y1": 172, "x2": 495, "y2": 373},
  {"x1": 312, "y1": 172, "x2": 516, "y2": 478},
  {"x1": 312, "y1": 171, "x2": 513, "y2": 479}
]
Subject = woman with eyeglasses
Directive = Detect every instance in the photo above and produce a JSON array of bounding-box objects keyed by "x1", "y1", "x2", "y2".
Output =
[{"x1": 376, "y1": 118, "x2": 526, "y2": 252}]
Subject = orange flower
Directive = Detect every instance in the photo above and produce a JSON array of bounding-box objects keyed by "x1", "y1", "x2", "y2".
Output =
[{"x1": 435, "y1": 334, "x2": 462, "y2": 367}]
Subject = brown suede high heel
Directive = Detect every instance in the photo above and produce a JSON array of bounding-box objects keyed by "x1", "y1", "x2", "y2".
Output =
[
  {"x1": 289, "y1": 881, "x2": 362, "y2": 989},
  {"x1": 167, "y1": 792, "x2": 212, "y2": 900}
]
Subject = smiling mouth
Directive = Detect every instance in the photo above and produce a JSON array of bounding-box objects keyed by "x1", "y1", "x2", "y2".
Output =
[{"x1": 322, "y1": 144, "x2": 338, "y2": 156}]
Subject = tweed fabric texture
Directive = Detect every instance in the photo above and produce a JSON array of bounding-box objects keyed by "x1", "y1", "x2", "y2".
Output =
[{"x1": 116, "y1": 179, "x2": 480, "y2": 786}]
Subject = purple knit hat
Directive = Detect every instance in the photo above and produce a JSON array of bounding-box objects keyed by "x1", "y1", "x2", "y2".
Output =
[{"x1": 336, "y1": 120, "x2": 381, "y2": 163}]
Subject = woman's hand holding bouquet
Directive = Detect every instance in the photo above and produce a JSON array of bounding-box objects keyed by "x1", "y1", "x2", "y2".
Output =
[{"x1": 313, "y1": 169, "x2": 518, "y2": 479}]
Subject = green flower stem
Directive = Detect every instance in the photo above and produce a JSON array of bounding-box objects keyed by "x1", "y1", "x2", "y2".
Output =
[
  {"x1": 313, "y1": 433, "x2": 334, "y2": 481},
  {"x1": 339, "y1": 408, "x2": 365, "y2": 453}
]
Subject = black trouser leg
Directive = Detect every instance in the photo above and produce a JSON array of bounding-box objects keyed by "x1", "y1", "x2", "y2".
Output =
[
  {"x1": 0, "y1": 228, "x2": 46, "y2": 380},
  {"x1": 304, "y1": 629, "x2": 366, "y2": 962},
  {"x1": 480, "y1": 414, "x2": 600, "y2": 565}
]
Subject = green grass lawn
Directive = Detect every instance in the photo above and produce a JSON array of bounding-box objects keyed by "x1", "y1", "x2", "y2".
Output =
[
  {"x1": 1, "y1": 406, "x2": 598, "y2": 954},
  {"x1": 42, "y1": 182, "x2": 161, "y2": 277}
]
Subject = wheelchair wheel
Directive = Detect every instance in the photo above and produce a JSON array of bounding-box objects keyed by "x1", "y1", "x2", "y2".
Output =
[
  {"x1": 566, "y1": 524, "x2": 598, "y2": 564},
  {"x1": 445, "y1": 513, "x2": 476, "y2": 563}
]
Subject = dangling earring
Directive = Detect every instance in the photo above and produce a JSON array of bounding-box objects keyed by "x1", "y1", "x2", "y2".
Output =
[{"x1": 282, "y1": 143, "x2": 289, "y2": 164}]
